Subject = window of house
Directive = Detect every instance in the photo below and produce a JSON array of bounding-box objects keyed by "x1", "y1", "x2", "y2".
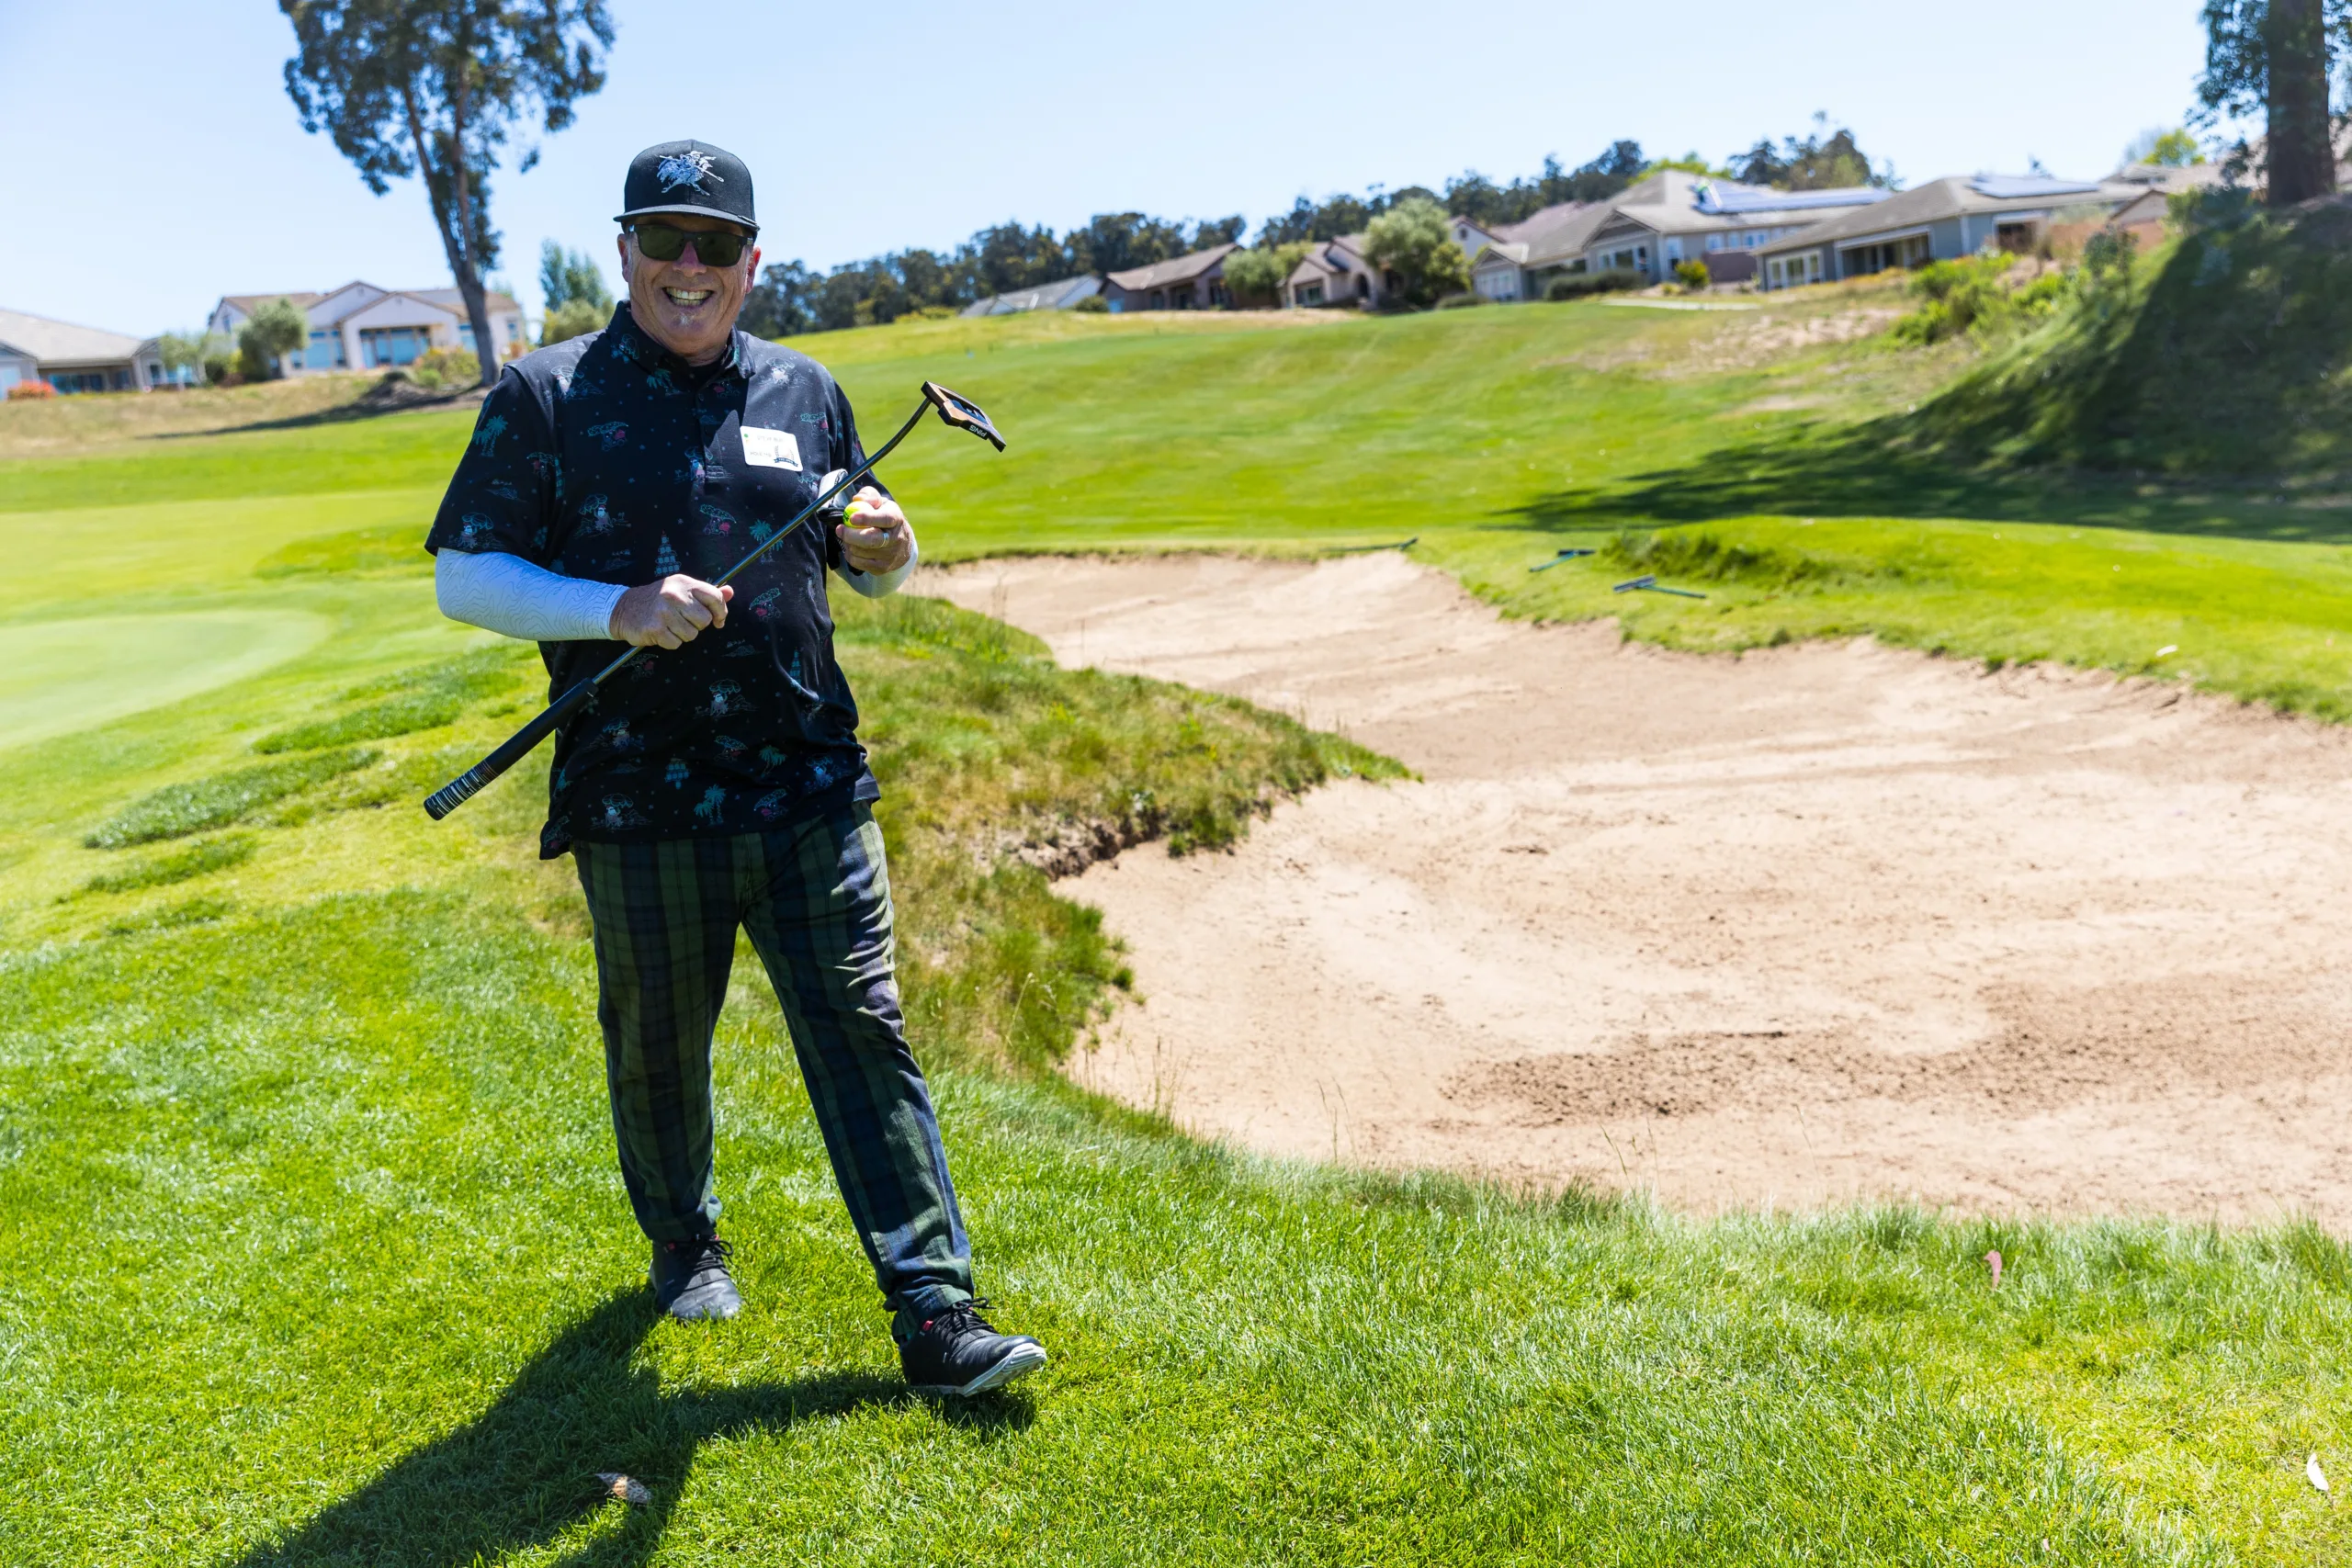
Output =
[
  {"x1": 304, "y1": 329, "x2": 346, "y2": 370},
  {"x1": 360, "y1": 326, "x2": 430, "y2": 367},
  {"x1": 1208, "y1": 280, "x2": 1229, "y2": 307},
  {"x1": 1705, "y1": 234, "x2": 1724, "y2": 252},
  {"x1": 1298, "y1": 283, "x2": 1325, "y2": 306}
]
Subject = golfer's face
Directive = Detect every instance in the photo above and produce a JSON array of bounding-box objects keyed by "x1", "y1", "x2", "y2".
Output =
[{"x1": 620, "y1": 215, "x2": 759, "y2": 363}]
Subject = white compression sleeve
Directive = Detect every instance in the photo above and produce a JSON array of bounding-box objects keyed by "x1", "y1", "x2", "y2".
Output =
[
  {"x1": 435, "y1": 548, "x2": 628, "y2": 642},
  {"x1": 831, "y1": 526, "x2": 920, "y2": 599}
]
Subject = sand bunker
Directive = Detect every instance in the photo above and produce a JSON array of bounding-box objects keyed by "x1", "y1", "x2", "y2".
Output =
[{"x1": 925, "y1": 554, "x2": 2352, "y2": 1224}]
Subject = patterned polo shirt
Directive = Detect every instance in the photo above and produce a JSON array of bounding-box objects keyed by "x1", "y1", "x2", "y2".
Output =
[{"x1": 424, "y1": 303, "x2": 888, "y2": 858}]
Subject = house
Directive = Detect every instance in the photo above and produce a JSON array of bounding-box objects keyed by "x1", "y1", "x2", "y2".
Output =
[
  {"x1": 1465, "y1": 174, "x2": 1889, "y2": 300},
  {"x1": 1099, "y1": 244, "x2": 1241, "y2": 312},
  {"x1": 1283, "y1": 233, "x2": 1389, "y2": 310},
  {"x1": 960, "y1": 274, "x2": 1103, "y2": 317},
  {"x1": 1466, "y1": 200, "x2": 1608, "y2": 301},
  {"x1": 0, "y1": 307, "x2": 169, "y2": 393},
  {"x1": 1575, "y1": 172, "x2": 1890, "y2": 287},
  {"x1": 1281, "y1": 211, "x2": 1509, "y2": 310},
  {"x1": 1753, "y1": 175, "x2": 2143, "y2": 290},
  {"x1": 207, "y1": 281, "x2": 527, "y2": 376}
]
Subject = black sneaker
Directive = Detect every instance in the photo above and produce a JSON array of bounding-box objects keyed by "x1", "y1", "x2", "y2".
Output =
[
  {"x1": 649, "y1": 1234, "x2": 741, "y2": 1321},
  {"x1": 897, "y1": 1300, "x2": 1048, "y2": 1396}
]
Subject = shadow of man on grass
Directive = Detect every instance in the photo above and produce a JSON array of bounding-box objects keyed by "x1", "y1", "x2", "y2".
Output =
[{"x1": 232, "y1": 1291, "x2": 1031, "y2": 1567}]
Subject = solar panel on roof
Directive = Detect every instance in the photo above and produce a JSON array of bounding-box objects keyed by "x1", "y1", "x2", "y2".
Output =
[
  {"x1": 1969, "y1": 175, "x2": 2103, "y2": 199},
  {"x1": 1691, "y1": 183, "x2": 1894, "y2": 215}
]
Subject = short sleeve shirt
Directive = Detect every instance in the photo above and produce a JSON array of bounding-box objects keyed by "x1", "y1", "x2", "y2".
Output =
[{"x1": 424, "y1": 303, "x2": 886, "y2": 858}]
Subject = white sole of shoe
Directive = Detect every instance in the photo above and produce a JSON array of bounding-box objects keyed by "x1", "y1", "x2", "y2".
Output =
[{"x1": 925, "y1": 1342, "x2": 1048, "y2": 1398}]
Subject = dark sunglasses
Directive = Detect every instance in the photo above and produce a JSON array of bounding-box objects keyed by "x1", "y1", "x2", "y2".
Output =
[{"x1": 628, "y1": 222, "x2": 752, "y2": 266}]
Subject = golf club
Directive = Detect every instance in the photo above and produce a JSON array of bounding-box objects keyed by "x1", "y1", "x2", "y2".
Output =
[
  {"x1": 1611, "y1": 573, "x2": 1707, "y2": 599},
  {"x1": 1531, "y1": 547, "x2": 1597, "y2": 572},
  {"x1": 422, "y1": 380, "x2": 1006, "y2": 820}
]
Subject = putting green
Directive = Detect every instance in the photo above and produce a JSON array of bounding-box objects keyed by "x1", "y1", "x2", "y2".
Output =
[{"x1": 0, "y1": 610, "x2": 331, "y2": 750}]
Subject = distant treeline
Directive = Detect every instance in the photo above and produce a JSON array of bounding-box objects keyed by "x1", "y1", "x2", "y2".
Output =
[{"x1": 740, "y1": 123, "x2": 1888, "y2": 335}]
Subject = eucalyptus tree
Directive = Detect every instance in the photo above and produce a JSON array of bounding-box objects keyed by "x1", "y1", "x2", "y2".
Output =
[{"x1": 280, "y1": 0, "x2": 614, "y2": 387}]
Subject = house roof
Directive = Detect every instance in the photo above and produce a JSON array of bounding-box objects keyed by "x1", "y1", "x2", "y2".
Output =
[
  {"x1": 0, "y1": 306, "x2": 150, "y2": 367},
  {"x1": 1503, "y1": 203, "x2": 1616, "y2": 267},
  {"x1": 1595, "y1": 170, "x2": 1888, "y2": 238},
  {"x1": 960, "y1": 274, "x2": 1102, "y2": 316},
  {"x1": 218, "y1": 291, "x2": 326, "y2": 317},
  {"x1": 216, "y1": 285, "x2": 520, "y2": 324},
  {"x1": 1754, "y1": 175, "x2": 2142, "y2": 255},
  {"x1": 1104, "y1": 243, "x2": 1240, "y2": 290}
]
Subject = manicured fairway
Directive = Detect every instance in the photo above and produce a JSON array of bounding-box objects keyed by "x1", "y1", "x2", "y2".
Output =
[
  {"x1": 0, "y1": 610, "x2": 330, "y2": 750},
  {"x1": 3, "y1": 301, "x2": 2350, "y2": 1564}
]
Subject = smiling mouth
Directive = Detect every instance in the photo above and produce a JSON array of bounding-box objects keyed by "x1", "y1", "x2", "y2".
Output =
[{"x1": 663, "y1": 288, "x2": 712, "y2": 307}]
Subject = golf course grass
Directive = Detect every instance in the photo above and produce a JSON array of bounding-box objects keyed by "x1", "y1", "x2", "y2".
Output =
[{"x1": 4, "y1": 297, "x2": 2350, "y2": 1564}]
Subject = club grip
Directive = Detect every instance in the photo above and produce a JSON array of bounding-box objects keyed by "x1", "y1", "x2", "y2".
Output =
[{"x1": 422, "y1": 677, "x2": 601, "y2": 819}]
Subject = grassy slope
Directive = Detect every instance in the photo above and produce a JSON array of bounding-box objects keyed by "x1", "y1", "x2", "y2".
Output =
[
  {"x1": 3, "y1": 304, "x2": 2351, "y2": 1562},
  {"x1": 1916, "y1": 201, "x2": 2352, "y2": 479}
]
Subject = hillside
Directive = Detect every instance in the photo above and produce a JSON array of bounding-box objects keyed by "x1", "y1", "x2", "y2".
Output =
[{"x1": 1916, "y1": 198, "x2": 2352, "y2": 479}]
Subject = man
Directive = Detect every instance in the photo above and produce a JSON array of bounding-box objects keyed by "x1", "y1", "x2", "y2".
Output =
[{"x1": 425, "y1": 140, "x2": 1046, "y2": 1398}]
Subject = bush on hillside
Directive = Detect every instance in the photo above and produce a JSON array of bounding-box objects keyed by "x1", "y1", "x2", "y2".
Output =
[
  {"x1": 1674, "y1": 259, "x2": 1711, "y2": 289},
  {"x1": 6, "y1": 379, "x2": 56, "y2": 400},
  {"x1": 1546, "y1": 268, "x2": 1641, "y2": 300},
  {"x1": 1912, "y1": 200, "x2": 2352, "y2": 475},
  {"x1": 1434, "y1": 291, "x2": 1486, "y2": 309},
  {"x1": 1892, "y1": 254, "x2": 2075, "y2": 346},
  {"x1": 1071, "y1": 292, "x2": 1109, "y2": 312},
  {"x1": 237, "y1": 297, "x2": 308, "y2": 381},
  {"x1": 1221, "y1": 242, "x2": 1312, "y2": 308},
  {"x1": 1363, "y1": 197, "x2": 1471, "y2": 308},
  {"x1": 409, "y1": 347, "x2": 479, "y2": 390}
]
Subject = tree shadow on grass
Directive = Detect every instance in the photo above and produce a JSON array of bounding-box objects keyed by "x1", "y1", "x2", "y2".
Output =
[
  {"x1": 232, "y1": 1291, "x2": 1031, "y2": 1567},
  {"x1": 1508, "y1": 419, "x2": 2352, "y2": 547},
  {"x1": 153, "y1": 381, "x2": 486, "y2": 441}
]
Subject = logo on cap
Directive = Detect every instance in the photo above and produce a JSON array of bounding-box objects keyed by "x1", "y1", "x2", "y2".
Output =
[{"x1": 656, "y1": 150, "x2": 721, "y2": 193}]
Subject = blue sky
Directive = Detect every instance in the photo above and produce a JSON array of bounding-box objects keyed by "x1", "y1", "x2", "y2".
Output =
[{"x1": 0, "y1": 1, "x2": 2216, "y2": 335}]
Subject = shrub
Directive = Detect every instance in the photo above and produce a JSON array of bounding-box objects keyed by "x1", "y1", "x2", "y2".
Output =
[
  {"x1": 1893, "y1": 254, "x2": 2075, "y2": 346},
  {"x1": 237, "y1": 296, "x2": 308, "y2": 380},
  {"x1": 1673, "y1": 259, "x2": 1711, "y2": 290},
  {"x1": 6, "y1": 379, "x2": 56, "y2": 400},
  {"x1": 539, "y1": 297, "x2": 607, "y2": 345},
  {"x1": 1434, "y1": 291, "x2": 1486, "y2": 309},
  {"x1": 1071, "y1": 292, "x2": 1109, "y2": 313},
  {"x1": 1220, "y1": 242, "x2": 1312, "y2": 309},
  {"x1": 410, "y1": 346, "x2": 480, "y2": 390},
  {"x1": 1546, "y1": 269, "x2": 1642, "y2": 300},
  {"x1": 1364, "y1": 197, "x2": 1472, "y2": 307}
]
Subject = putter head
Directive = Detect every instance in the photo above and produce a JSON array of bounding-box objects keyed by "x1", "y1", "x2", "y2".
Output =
[{"x1": 922, "y1": 382, "x2": 1006, "y2": 451}]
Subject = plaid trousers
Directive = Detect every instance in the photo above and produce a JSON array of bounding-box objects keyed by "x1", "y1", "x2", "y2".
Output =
[{"x1": 572, "y1": 800, "x2": 974, "y2": 1315}]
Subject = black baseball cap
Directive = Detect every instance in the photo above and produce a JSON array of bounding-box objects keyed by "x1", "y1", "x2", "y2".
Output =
[{"x1": 615, "y1": 140, "x2": 758, "y2": 233}]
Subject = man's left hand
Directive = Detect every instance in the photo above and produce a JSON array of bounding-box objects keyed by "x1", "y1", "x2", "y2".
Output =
[{"x1": 837, "y1": 487, "x2": 912, "y2": 575}]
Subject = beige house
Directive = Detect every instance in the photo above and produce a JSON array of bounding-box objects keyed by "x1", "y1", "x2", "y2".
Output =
[
  {"x1": 1753, "y1": 175, "x2": 2144, "y2": 290},
  {"x1": 0, "y1": 308, "x2": 169, "y2": 393},
  {"x1": 1283, "y1": 233, "x2": 1388, "y2": 309},
  {"x1": 1464, "y1": 200, "x2": 1608, "y2": 301},
  {"x1": 1467, "y1": 173, "x2": 1891, "y2": 299},
  {"x1": 1099, "y1": 245, "x2": 1241, "y2": 312},
  {"x1": 208, "y1": 281, "x2": 527, "y2": 376}
]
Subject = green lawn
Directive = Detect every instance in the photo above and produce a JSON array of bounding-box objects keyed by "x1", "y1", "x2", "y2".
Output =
[{"x1": 3, "y1": 300, "x2": 2350, "y2": 1564}]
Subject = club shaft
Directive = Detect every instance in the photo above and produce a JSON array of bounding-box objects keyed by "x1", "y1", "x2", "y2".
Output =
[{"x1": 423, "y1": 395, "x2": 930, "y2": 820}]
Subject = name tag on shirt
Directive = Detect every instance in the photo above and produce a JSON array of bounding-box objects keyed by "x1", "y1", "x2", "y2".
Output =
[{"x1": 740, "y1": 427, "x2": 802, "y2": 471}]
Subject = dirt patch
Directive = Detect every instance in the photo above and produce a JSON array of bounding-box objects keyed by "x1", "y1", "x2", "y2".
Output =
[{"x1": 924, "y1": 554, "x2": 2352, "y2": 1224}]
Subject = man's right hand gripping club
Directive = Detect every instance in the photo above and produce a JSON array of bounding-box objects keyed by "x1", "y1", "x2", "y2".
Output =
[{"x1": 608, "y1": 574, "x2": 735, "y2": 649}]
